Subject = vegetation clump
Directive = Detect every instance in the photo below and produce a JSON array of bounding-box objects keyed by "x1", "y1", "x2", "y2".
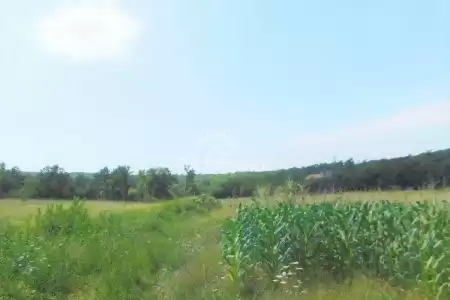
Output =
[{"x1": 0, "y1": 197, "x2": 220, "y2": 300}]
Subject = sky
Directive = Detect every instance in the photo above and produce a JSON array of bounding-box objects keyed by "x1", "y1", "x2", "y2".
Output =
[{"x1": 0, "y1": 0, "x2": 449, "y2": 174}]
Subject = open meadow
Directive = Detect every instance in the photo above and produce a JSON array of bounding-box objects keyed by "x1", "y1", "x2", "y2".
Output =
[
  {"x1": 296, "y1": 188, "x2": 450, "y2": 204},
  {"x1": 0, "y1": 199, "x2": 156, "y2": 222},
  {"x1": 0, "y1": 189, "x2": 449, "y2": 300}
]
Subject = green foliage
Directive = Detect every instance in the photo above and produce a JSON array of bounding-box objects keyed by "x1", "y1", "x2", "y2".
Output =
[
  {"x1": 184, "y1": 165, "x2": 200, "y2": 195},
  {"x1": 111, "y1": 165, "x2": 132, "y2": 200},
  {"x1": 32, "y1": 198, "x2": 91, "y2": 237},
  {"x1": 0, "y1": 198, "x2": 220, "y2": 300},
  {"x1": 220, "y1": 200, "x2": 450, "y2": 299},
  {"x1": 36, "y1": 165, "x2": 74, "y2": 199},
  {"x1": 192, "y1": 194, "x2": 222, "y2": 211},
  {"x1": 0, "y1": 163, "x2": 25, "y2": 198}
]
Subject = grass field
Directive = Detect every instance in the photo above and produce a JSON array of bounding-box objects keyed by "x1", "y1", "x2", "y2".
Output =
[
  {"x1": 0, "y1": 189, "x2": 449, "y2": 299},
  {"x1": 1, "y1": 189, "x2": 448, "y2": 220},
  {"x1": 0, "y1": 199, "x2": 156, "y2": 222},
  {"x1": 302, "y1": 188, "x2": 450, "y2": 203}
]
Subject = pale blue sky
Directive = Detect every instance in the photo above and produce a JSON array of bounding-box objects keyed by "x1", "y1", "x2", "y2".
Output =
[{"x1": 1, "y1": 0, "x2": 449, "y2": 173}]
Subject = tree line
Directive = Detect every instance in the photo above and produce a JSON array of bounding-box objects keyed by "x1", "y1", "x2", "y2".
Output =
[
  {"x1": 1, "y1": 148, "x2": 449, "y2": 201},
  {"x1": 0, "y1": 164, "x2": 197, "y2": 201}
]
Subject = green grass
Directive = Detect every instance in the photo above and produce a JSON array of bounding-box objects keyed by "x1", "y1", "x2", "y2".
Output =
[
  {"x1": 0, "y1": 199, "x2": 155, "y2": 221},
  {"x1": 0, "y1": 197, "x2": 221, "y2": 300},
  {"x1": 0, "y1": 190, "x2": 449, "y2": 299}
]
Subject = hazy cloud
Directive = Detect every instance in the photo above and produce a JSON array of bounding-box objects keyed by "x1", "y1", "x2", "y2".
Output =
[
  {"x1": 35, "y1": 3, "x2": 140, "y2": 61},
  {"x1": 293, "y1": 100, "x2": 450, "y2": 147}
]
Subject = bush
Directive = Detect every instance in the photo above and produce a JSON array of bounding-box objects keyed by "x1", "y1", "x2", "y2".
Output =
[
  {"x1": 192, "y1": 194, "x2": 222, "y2": 211},
  {"x1": 32, "y1": 198, "x2": 91, "y2": 237}
]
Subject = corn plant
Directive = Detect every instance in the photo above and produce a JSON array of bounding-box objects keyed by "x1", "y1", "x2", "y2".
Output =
[{"x1": 220, "y1": 199, "x2": 450, "y2": 298}]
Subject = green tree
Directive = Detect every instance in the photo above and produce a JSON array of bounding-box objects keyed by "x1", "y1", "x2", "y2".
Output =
[
  {"x1": 92, "y1": 167, "x2": 113, "y2": 199},
  {"x1": 37, "y1": 165, "x2": 74, "y2": 199},
  {"x1": 147, "y1": 167, "x2": 177, "y2": 200},
  {"x1": 73, "y1": 174, "x2": 93, "y2": 199},
  {"x1": 0, "y1": 162, "x2": 5, "y2": 197},
  {"x1": 21, "y1": 176, "x2": 39, "y2": 200},
  {"x1": 184, "y1": 165, "x2": 199, "y2": 195},
  {"x1": 111, "y1": 165, "x2": 132, "y2": 201},
  {"x1": 136, "y1": 169, "x2": 151, "y2": 201}
]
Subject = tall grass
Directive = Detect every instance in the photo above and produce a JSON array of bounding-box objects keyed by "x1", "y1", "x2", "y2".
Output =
[
  {"x1": 0, "y1": 196, "x2": 221, "y2": 300},
  {"x1": 221, "y1": 200, "x2": 450, "y2": 299}
]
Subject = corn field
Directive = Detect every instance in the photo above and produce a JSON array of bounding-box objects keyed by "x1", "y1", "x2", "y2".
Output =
[{"x1": 220, "y1": 200, "x2": 450, "y2": 298}]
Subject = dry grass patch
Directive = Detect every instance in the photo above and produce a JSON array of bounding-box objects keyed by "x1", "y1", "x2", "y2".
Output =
[
  {"x1": 304, "y1": 189, "x2": 450, "y2": 203},
  {"x1": 0, "y1": 199, "x2": 155, "y2": 221}
]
